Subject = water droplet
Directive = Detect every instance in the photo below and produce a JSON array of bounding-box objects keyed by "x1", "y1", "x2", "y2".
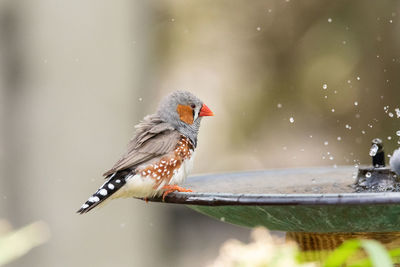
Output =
[
  {"x1": 395, "y1": 108, "x2": 400, "y2": 118},
  {"x1": 324, "y1": 141, "x2": 329, "y2": 146},
  {"x1": 289, "y1": 117, "x2": 294, "y2": 123},
  {"x1": 331, "y1": 108, "x2": 335, "y2": 112},
  {"x1": 277, "y1": 103, "x2": 282, "y2": 108},
  {"x1": 388, "y1": 136, "x2": 392, "y2": 140},
  {"x1": 256, "y1": 26, "x2": 261, "y2": 31},
  {"x1": 365, "y1": 172, "x2": 372, "y2": 178},
  {"x1": 329, "y1": 156, "x2": 334, "y2": 160},
  {"x1": 397, "y1": 131, "x2": 400, "y2": 136},
  {"x1": 354, "y1": 101, "x2": 358, "y2": 106},
  {"x1": 356, "y1": 76, "x2": 360, "y2": 81},
  {"x1": 138, "y1": 97, "x2": 143, "y2": 102},
  {"x1": 337, "y1": 136, "x2": 342, "y2": 141},
  {"x1": 370, "y1": 144, "x2": 379, "y2": 156},
  {"x1": 328, "y1": 18, "x2": 332, "y2": 23},
  {"x1": 389, "y1": 112, "x2": 394, "y2": 118},
  {"x1": 322, "y1": 83, "x2": 328, "y2": 90}
]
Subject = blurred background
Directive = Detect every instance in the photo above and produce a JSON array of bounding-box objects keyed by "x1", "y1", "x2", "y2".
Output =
[{"x1": 1, "y1": 0, "x2": 400, "y2": 266}]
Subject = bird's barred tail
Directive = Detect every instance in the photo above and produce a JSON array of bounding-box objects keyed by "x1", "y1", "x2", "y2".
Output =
[{"x1": 77, "y1": 170, "x2": 130, "y2": 214}]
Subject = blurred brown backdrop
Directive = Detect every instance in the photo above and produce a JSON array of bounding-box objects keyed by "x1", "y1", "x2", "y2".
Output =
[{"x1": 1, "y1": 0, "x2": 400, "y2": 266}]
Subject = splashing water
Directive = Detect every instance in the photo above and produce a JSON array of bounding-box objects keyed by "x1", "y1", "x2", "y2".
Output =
[
  {"x1": 369, "y1": 143, "x2": 379, "y2": 157},
  {"x1": 395, "y1": 108, "x2": 400, "y2": 118},
  {"x1": 384, "y1": 106, "x2": 389, "y2": 113}
]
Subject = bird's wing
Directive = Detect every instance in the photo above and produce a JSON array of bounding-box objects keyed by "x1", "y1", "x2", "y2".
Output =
[{"x1": 103, "y1": 117, "x2": 180, "y2": 176}]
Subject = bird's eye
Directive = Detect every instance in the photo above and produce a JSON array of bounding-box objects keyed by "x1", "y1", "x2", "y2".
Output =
[{"x1": 190, "y1": 104, "x2": 196, "y2": 109}]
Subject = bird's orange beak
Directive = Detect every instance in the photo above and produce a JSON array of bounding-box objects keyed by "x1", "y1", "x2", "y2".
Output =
[{"x1": 199, "y1": 104, "x2": 214, "y2": 117}]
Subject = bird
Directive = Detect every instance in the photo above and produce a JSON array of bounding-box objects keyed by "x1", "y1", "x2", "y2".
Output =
[
  {"x1": 77, "y1": 91, "x2": 213, "y2": 214},
  {"x1": 390, "y1": 148, "x2": 400, "y2": 175}
]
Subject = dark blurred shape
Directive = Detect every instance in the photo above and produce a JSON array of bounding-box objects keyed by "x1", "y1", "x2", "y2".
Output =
[{"x1": 371, "y1": 138, "x2": 385, "y2": 167}]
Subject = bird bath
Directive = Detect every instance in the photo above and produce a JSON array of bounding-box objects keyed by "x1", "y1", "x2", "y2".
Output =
[
  {"x1": 147, "y1": 140, "x2": 400, "y2": 252},
  {"x1": 149, "y1": 166, "x2": 400, "y2": 232}
]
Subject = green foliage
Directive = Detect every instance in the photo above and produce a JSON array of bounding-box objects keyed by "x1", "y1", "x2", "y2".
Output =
[
  {"x1": 298, "y1": 239, "x2": 397, "y2": 267},
  {"x1": 324, "y1": 239, "x2": 391, "y2": 267}
]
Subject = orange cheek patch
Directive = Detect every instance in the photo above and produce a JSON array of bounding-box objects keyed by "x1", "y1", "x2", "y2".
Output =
[{"x1": 177, "y1": 104, "x2": 194, "y2": 125}]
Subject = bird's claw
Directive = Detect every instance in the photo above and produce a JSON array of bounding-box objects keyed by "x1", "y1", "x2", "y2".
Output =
[{"x1": 162, "y1": 185, "x2": 193, "y2": 201}]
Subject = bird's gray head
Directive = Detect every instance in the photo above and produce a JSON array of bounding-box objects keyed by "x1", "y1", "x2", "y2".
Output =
[{"x1": 157, "y1": 90, "x2": 213, "y2": 147}]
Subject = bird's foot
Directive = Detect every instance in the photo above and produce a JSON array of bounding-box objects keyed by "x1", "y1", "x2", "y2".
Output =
[{"x1": 162, "y1": 185, "x2": 193, "y2": 201}]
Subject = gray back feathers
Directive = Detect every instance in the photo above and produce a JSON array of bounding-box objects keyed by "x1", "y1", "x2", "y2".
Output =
[{"x1": 103, "y1": 114, "x2": 179, "y2": 176}]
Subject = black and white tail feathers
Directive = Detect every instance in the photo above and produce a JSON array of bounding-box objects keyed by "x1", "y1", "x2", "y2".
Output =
[{"x1": 77, "y1": 170, "x2": 131, "y2": 214}]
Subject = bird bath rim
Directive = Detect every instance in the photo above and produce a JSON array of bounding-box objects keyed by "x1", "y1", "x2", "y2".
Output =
[
  {"x1": 147, "y1": 166, "x2": 400, "y2": 206},
  {"x1": 156, "y1": 191, "x2": 400, "y2": 206}
]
